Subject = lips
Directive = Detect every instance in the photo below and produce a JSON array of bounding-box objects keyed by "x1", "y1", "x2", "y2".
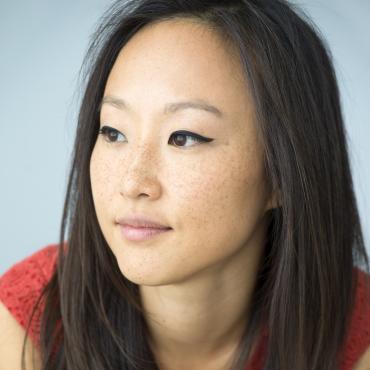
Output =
[
  {"x1": 116, "y1": 215, "x2": 172, "y2": 242},
  {"x1": 116, "y1": 216, "x2": 172, "y2": 230},
  {"x1": 119, "y1": 225, "x2": 171, "y2": 241}
]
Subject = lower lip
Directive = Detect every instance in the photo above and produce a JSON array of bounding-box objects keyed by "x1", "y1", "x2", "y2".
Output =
[{"x1": 119, "y1": 225, "x2": 172, "y2": 241}]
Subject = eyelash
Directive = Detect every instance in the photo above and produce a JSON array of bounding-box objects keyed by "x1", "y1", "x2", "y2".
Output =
[{"x1": 98, "y1": 125, "x2": 213, "y2": 148}]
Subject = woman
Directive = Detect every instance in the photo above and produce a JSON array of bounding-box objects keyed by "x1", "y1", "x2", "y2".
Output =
[{"x1": 0, "y1": 0, "x2": 369, "y2": 369}]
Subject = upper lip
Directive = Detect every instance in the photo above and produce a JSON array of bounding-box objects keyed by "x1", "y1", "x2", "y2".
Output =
[{"x1": 116, "y1": 215, "x2": 172, "y2": 229}]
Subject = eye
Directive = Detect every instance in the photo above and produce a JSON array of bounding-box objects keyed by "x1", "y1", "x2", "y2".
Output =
[
  {"x1": 98, "y1": 126, "x2": 214, "y2": 148},
  {"x1": 99, "y1": 126, "x2": 126, "y2": 143},
  {"x1": 169, "y1": 130, "x2": 213, "y2": 148}
]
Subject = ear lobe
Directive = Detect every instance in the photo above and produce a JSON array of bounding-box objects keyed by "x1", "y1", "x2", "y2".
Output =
[{"x1": 264, "y1": 188, "x2": 281, "y2": 212}]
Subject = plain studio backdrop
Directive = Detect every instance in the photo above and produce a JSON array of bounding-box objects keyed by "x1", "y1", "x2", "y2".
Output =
[{"x1": 0, "y1": 0, "x2": 369, "y2": 274}]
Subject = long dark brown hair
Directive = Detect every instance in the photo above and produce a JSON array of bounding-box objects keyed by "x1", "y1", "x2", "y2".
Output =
[{"x1": 21, "y1": 0, "x2": 370, "y2": 369}]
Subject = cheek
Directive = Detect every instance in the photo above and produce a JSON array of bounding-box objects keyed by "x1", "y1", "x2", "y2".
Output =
[
  {"x1": 89, "y1": 146, "x2": 118, "y2": 221},
  {"x1": 168, "y1": 146, "x2": 268, "y2": 250},
  {"x1": 176, "y1": 145, "x2": 264, "y2": 208}
]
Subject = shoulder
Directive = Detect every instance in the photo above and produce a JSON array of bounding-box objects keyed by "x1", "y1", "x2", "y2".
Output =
[
  {"x1": 341, "y1": 267, "x2": 370, "y2": 370},
  {"x1": 0, "y1": 243, "x2": 59, "y2": 299},
  {"x1": 0, "y1": 243, "x2": 59, "y2": 279},
  {"x1": 0, "y1": 243, "x2": 60, "y2": 348}
]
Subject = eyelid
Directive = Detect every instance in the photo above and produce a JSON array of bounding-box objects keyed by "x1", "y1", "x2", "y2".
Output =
[
  {"x1": 98, "y1": 125, "x2": 214, "y2": 147},
  {"x1": 173, "y1": 130, "x2": 213, "y2": 142}
]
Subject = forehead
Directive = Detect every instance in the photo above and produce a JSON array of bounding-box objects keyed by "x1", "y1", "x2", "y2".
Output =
[{"x1": 102, "y1": 18, "x2": 253, "y2": 122}]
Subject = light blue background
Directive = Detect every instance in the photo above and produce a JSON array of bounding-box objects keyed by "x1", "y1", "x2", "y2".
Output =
[{"x1": 0, "y1": 0, "x2": 369, "y2": 274}]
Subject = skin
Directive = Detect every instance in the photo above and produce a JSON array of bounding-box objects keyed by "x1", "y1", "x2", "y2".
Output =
[{"x1": 90, "y1": 18, "x2": 277, "y2": 370}]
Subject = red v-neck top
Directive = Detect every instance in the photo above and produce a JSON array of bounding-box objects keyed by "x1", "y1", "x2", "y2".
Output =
[{"x1": 0, "y1": 243, "x2": 369, "y2": 369}]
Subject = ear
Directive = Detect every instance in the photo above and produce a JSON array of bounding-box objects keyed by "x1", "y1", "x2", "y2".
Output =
[{"x1": 264, "y1": 187, "x2": 281, "y2": 213}]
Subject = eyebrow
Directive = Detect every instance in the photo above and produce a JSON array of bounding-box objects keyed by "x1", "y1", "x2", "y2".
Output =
[{"x1": 99, "y1": 95, "x2": 224, "y2": 118}]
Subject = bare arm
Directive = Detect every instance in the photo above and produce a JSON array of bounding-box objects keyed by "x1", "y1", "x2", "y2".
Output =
[
  {"x1": 0, "y1": 300, "x2": 41, "y2": 370},
  {"x1": 353, "y1": 345, "x2": 370, "y2": 370}
]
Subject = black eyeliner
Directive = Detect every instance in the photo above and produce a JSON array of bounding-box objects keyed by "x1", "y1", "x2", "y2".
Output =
[{"x1": 174, "y1": 130, "x2": 214, "y2": 142}]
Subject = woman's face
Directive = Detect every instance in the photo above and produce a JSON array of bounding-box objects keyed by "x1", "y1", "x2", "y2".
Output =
[{"x1": 90, "y1": 18, "x2": 275, "y2": 285}]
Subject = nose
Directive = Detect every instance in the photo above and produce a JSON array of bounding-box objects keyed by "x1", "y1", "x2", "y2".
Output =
[{"x1": 119, "y1": 141, "x2": 163, "y2": 201}]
